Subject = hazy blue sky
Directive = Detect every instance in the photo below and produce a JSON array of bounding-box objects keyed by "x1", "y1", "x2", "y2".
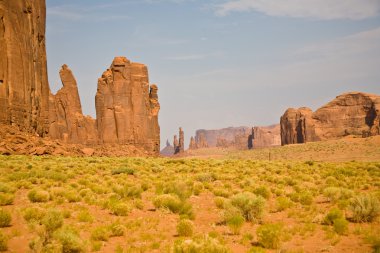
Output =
[{"x1": 45, "y1": 0, "x2": 380, "y2": 148}]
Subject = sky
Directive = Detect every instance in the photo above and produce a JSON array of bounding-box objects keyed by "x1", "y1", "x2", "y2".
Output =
[{"x1": 45, "y1": 0, "x2": 380, "y2": 149}]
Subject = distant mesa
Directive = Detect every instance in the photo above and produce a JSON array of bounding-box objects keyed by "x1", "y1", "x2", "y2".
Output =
[
  {"x1": 280, "y1": 92, "x2": 380, "y2": 145},
  {"x1": 191, "y1": 125, "x2": 281, "y2": 150},
  {"x1": 0, "y1": 1, "x2": 160, "y2": 156}
]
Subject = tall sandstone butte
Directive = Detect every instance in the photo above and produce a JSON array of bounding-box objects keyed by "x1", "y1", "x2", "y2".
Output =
[
  {"x1": 0, "y1": 0, "x2": 50, "y2": 135},
  {"x1": 280, "y1": 92, "x2": 380, "y2": 145},
  {"x1": 95, "y1": 57, "x2": 160, "y2": 154},
  {"x1": 0, "y1": 1, "x2": 161, "y2": 155}
]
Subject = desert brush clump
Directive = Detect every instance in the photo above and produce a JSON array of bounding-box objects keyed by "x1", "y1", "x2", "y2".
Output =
[
  {"x1": 174, "y1": 235, "x2": 230, "y2": 253},
  {"x1": 230, "y1": 192, "x2": 266, "y2": 223},
  {"x1": 0, "y1": 209, "x2": 11, "y2": 227},
  {"x1": 177, "y1": 219, "x2": 194, "y2": 237},
  {"x1": 27, "y1": 189, "x2": 50, "y2": 203},
  {"x1": 350, "y1": 194, "x2": 380, "y2": 222},
  {"x1": 256, "y1": 223, "x2": 283, "y2": 249}
]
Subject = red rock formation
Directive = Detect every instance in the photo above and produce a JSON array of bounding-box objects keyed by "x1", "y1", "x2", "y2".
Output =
[
  {"x1": 189, "y1": 136, "x2": 197, "y2": 150},
  {"x1": 49, "y1": 65, "x2": 98, "y2": 145},
  {"x1": 281, "y1": 92, "x2": 380, "y2": 145},
  {"x1": 196, "y1": 132, "x2": 209, "y2": 148},
  {"x1": 196, "y1": 125, "x2": 280, "y2": 149},
  {"x1": 95, "y1": 57, "x2": 160, "y2": 154},
  {"x1": 0, "y1": 1, "x2": 161, "y2": 155},
  {"x1": 253, "y1": 125, "x2": 281, "y2": 148},
  {"x1": 0, "y1": 0, "x2": 50, "y2": 135},
  {"x1": 174, "y1": 127, "x2": 184, "y2": 154}
]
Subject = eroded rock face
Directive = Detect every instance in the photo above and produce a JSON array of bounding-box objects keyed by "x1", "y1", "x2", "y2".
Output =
[
  {"x1": 196, "y1": 126, "x2": 280, "y2": 149},
  {"x1": 49, "y1": 65, "x2": 98, "y2": 145},
  {"x1": 189, "y1": 136, "x2": 197, "y2": 150},
  {"x1": 280, "y1": 92, "x2": 380, "y2": 145},
  {"x1": 0, "y1": 0, "x2": 50, "y2": 135},
  {"x1": 95, "y1": 57, "x2": 160, "y2": 154},
  {"x1": 174, "y1": 127, "x2": 184, "y2": 154}
]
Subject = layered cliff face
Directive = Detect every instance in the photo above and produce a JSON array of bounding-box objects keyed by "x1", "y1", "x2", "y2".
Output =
[
  {"x1": 95, "y1": 57, "x2": 160, "y2": 154},
  {"x1": 281, "y1": 92, "x2": 380, "y2": 145},
  {"x1": 194, "y1": 125, "x2": 280, "y2": 149},
  {"x1": 0, "y1": 0, "x2": 50, "y2": 135},
  {"x1": 49, "y1": 65, "x2": 98, "y2": 145}
]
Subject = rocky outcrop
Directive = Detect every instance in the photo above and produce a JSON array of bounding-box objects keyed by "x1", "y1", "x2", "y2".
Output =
[
  {"x1": 160, "y1": 140, "x2": 175, "y2": 157},
  {"x1": 0, "y1": 1, "x2": 161, "y2": 155},
  {"x1": 196, "y1": 132, "x2": 209, "y2": 149},
  {"x1": 49, "y1": 65, "x2": 98, "y2": 145},
  {"x1": 174, "y1": 127, "x2": 184, "y2": 154},
  {"x1": 195, "y1": 125, "x2": 280, "y2": 149},
  {"x1": 253, "y1": 125, "x2": 281, "y2": 148},
  {"x1": 95, "y1": 57, "x2": 160, "y2": 154},
  {"x1": 281, "y1": 92, "x2": 380, "y2": 145},
  {"x1": 189, "y1": 136, "x2": 197, "y2": 150},
  {"x1": 0, "y1": 0, "x2": 50, "y2": 135}
]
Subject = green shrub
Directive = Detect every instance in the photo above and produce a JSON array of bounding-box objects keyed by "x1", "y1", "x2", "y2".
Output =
[
  {"x1": 77, "y1": 209, "x2": 93, "y2": 223},
  {"x1": 65, "y1": 191, "x2": 81, "y2": 203},
  {"x1": 177, "y1": 219, "x2": 194, "y2": 237},
  {"x1": 275, "y1": 197, "x2": 292, "y2": 212},
  {"x1": 254, "y1": 186, "x2": 271, "y2": 200},
  {"x1": 54, "y1": 226, "x2": 85, "y2": 253},
  {"x1": 333, "y1": 218, "x2": 349, "y2": 235},
  {"x1": 324, "y1": 208, "x2": 344, "y2": 225},
  {"x1": 226, "y1": 213, "x2": 244, "y2": 235},
  {"x1": 27, "y1": 189, "x2": 50, "y2": 203},
  {"x1": 0, "y1": 231, "x2": 7, "y2": 251},
  {"x1": 230, "y1": 192, "x2": 265, "y2": 223},
  {"x1": 112, "y1": 167, "x2": 135, "y2": 175},
  {"x1": 174, "y1": 235, "x2": 229, "y2": 253},
  {"x1": 193, "y1": 182, "x2": 204, "y2": 196},
  {"x1": 109, "y1": 223, "x2": 125, "y2": 237},
  {"x1": 247, "y1": 247, "x2": 266, "y2": 253},
  {"x1": 0, "y1": 209, "x2": 11, "y2": 227},
  {"x1": 256, "y1": 223, "x2": 283, "y2": 249},
  {"x1": 23, "y1": 207, "x2": 45, "y2": 223},
  {"x1": 91, "y1": 226, "x2": 110, "y2": 241},
  {"x1": 41, "y1": 209, "x2": 63, "y2": 233},
  {"x1": 215, "y1": 197, "x2": 226, "y2": 209},
  {"x1": 299, "y1": 192, "x2": 313, "y2": 206},
  {"x1": 350, "y1": 194, "x2": 380, "y2": 222},
  {"x1": 0, "y1": 193, "x2": 14, "y2": 206},
  {"x1": 110, "y1": 202, "x2": 131, "y2": 216},
  {"x1": 154, "y1": 194, "x2": 182, "y2": 213}
]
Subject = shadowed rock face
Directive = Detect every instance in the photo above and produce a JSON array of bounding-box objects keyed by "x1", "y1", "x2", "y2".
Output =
[
  {"x1": 281, "y1": 92, "x2": 380, "y2": 145},
  {"x1": 95, "y1": 57, "x2": 160, "y2": 154},
  {"x1": 49, "y1": 65, "x2": 98, "y2": 145},
  {"x1": 0, "y1": 0, "x2": 50, "y2": 135}
]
